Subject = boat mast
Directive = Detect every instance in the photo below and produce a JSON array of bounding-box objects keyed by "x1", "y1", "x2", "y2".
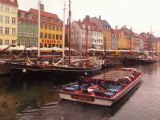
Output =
[
  {"x1": 68, "y1": 0, "x2": 71, "y2": 65},
  {"x1": 38, "y1": 0, "x2": 41, "y2": 57},
  {"x1": 62, "y1": 1, "x2": 66, "y2": 59},
  {"x1": 85, "y1": 22, "x2": 88, "y2": 59},
  {"x1": 130, "y1": 27, "x2": 132, "y2": 52}
]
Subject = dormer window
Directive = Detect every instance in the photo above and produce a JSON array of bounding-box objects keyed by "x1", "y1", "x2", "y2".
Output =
[
  {"x1": 10, "y1": 0, "x2": 14, "y2": 2},
  {"x1": 49, "y1": 18, "x2": 54, "y2": 23},
  {"x1": 28, "y1": 13, "x2": 33, "y2": 20}
]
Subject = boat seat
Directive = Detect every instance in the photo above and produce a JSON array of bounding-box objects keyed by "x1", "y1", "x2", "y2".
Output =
[{"x1": 105, "y1": 92, "x2": 115, "y2": 97}]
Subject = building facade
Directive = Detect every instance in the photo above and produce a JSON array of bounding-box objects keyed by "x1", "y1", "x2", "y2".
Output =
[
  {"x1": 71, "y1": 16, "x2": 103, "y2": 54},
  {"x1": 90, "y1": 16, "x2": 112, "y2": 50},
  {"x1": 18, "y1": 10, "x2": 38, "y2": 47},
  {"x1": 111, "y1": 29, "x2": 118, "y2": 50},
  {"x1": 26, "y1": 6, "x2": 63, "y2": 48},
  {"x1": 0, "y1": 0, "x2": 18, "y2": 45}
]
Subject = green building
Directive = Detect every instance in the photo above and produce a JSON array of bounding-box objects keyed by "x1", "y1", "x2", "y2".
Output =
[{"x1": 18, "y1": 9, "x2": 38, "y2": 47}]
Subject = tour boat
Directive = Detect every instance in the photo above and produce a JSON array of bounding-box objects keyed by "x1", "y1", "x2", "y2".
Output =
[{"x1": 59, "y1": 68, "x2": 143, "y2": 106}]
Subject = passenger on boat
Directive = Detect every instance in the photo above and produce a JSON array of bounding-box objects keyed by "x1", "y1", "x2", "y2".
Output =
[{"x1": 78, "y1": 76, "x2": 85, "y2": 90}]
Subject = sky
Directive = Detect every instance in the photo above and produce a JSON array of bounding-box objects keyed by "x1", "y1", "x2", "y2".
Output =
[{"x1": 17, "y1": 0, "x2": 160, "y2": 36}]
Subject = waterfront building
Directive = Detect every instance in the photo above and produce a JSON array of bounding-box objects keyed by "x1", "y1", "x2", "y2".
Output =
[
  {"x1": 28, "y1": 5, "x2": 63, "y2": 48},
  {"x1": 111, "y1": 29, "x2": 118, "y2": 50},
  {"x1": 90, "y1": 16, "x2": 112, "y2": 50},
  {"x1": 121, "y1": 26, "x2": 134, "y2": 50},
  {"x1": 134, "y1": 34, "x2": 141, "y2": 52},
  {"x1": 113, "y1": 26, "x2": 127, "y2": 50},
  {"x1": 139, "y1": 35, "x2": 144, "y2": 52},
  {"x1": 71, "y1": 16, "x2": 103, "y2": 54},
  {"x1": 18, "y1": 10, "x2": 38, "y2": 47},
  {"x1": 0, "y1": 0, "x2": 18, "y2": 45},
  {"x1": 156, "y1": 38, "x2": 160, "y2": 53},
  {"x1": 140, "y1": 32, "x2": 152, "y2": 52}
]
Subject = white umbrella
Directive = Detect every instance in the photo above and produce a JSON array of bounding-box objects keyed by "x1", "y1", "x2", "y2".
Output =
[
  {"x1": 9, "y1": 45, "x2": 25, "y2": 51},
  {"x1": 0, "y1": 45, "x2": 9, "y2": 50},
  {"x1": 64, "y1": 47, "x2": 76, "y2": 51},
  {"x1": 51, "y1": 47, "x2": 63, "y2": 51},
  {"x1": 26, "y1": 46, "x2": 38, "y2": 51}
]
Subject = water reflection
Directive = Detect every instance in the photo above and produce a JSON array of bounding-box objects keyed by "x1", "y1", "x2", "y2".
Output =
[
  {"x1": 0, "y1": 77, "x2": 59, "y2": 120},
  {"x1": 0, "y1": 63, "x2": 160, "y2": 120}
]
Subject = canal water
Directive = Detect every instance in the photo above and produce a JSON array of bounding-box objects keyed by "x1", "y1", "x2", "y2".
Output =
[{"x1": 0, "y1": 63, "x2": 160, "y2": 120}]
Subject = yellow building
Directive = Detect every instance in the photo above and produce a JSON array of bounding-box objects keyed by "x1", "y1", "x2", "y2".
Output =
[
  {"x1": 104, "y1": 30, "x2": 112, "y2": 50},
  {"x1": 30, "y1": 7, "x2": 63, "y2": 48},
  {"x1": 0, "y1": 0, "x2": 18, "y2": 45},
  {"x1": 90, "y1": 16, "x2": 112, "y2": 50},
  {"x1": 115, "y1": 29, "x2": 127, "y2": 49},
  {"x1": 115, "y1": 26, "x2": 134, "y2": 50}
]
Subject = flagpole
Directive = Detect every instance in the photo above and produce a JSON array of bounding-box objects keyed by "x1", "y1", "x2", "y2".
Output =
[
  {"x1": 62, "y1": 1, "x2": 66, "y2": 59},
  {"x1": 38, "y1": 0, "x2": 41, "y2": 57}
]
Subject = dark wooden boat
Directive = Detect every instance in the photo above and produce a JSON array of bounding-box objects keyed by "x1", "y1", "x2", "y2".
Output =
[
  {"x1": 59, "y1": 68, "x2": 143, "y2": 106},
  {"x1": 9, "y1": 56, "x2": 102, "y2": 79}
]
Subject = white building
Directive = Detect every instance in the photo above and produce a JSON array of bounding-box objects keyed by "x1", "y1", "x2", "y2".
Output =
[{"x1": 71, "y1": 16, "x2": 103, "y2": 54}]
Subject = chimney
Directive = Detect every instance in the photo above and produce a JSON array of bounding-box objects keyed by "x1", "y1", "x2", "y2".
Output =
[
  {"x1": 86, "y1": 15, "x2": 90, "y2": 21},
  {"x1": 99, "y1": 15, "x2": 101, "y2": 20},
  {"x1": 40, "y1": 4, "x2": 44, "y2": 12},
  {"x1": 115, "y1": 25, "x2": 118, "y2": 29},
  {"x1": 79, "y1": 19, "x2": 81, "y2": 22}
]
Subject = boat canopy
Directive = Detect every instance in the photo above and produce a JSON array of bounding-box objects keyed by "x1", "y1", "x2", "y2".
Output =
[{"x1": 91, "y1": 69, "x2": 133, "y2": 81}]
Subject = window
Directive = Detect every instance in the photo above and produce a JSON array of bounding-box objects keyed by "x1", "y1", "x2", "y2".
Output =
[
  {"x1": 12, "y1": 28, "x2": 16, "y2": 35},
  {"x1": 0, "y1": 5, "x2": 3, "y2": 11},
  {"x1": 0, "y1": 27, "x2": 3, "y2": 34},
  {"x1": 52, "y1": 34, "x2": 55, "y2": 39},
  {"x1": 56, "y1": 26, "x2": 58, "y2": 31},
  {"x1": 5, "y1": 40, "x2": 9, "y2": 45},
  {"x1": 45, "y1": 33, "x2": 48, "y2": 38},
  {"x1": 45, "y1": 24, "x2": 47, "y2": 29},
  {"x1": 5, "y1": 7, "x2": 9, "y2": 12},
  {"x1": 56, "y1": 35, "x2": 58, "y2": 40},
  {"x1": 5, "y1": 16, "x2": 9, "y2": 23},
  {"x1": 48, "y1": 25, "x2": 51, "y2": 30},
  {"x1": 12, "y1": 17, "x2": 16, "y2": 24},
  {"x1": 12, "y1": 40, "x2": 16, "y2": 44},
  {"x1": 40, "y1": 32, "x2": 43, "y2": 38},
  {"x1": 52, "y1": 25, "x2": 55, "y2": 30},
  {"x1": 60, "y1": 35, "x2": 62, "y2": 40},
  {"x1": 0, "y1": 39, "x2": 2, "y2": 45},
  {"x1": 48, "y1": 34, "x2": 51, "y2": 39},
  {"x1": 0, "y1": 15, "x2": 3, "y2": 23},
  {"x1": 5, "y1": 27, "x2": 9, "y2": 34},
  {"x1": 59, "y1": 26, "x2": 62, "y2": 31},
  {"x1": 12, "y1": 7, "x2": 16, "y2": 13}
]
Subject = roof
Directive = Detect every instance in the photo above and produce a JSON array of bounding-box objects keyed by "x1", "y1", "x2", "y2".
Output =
[
  {"x1": 112, "y1": 29, "x2": 121, "y2": 35},
  {"x1": 30, "y1": 8, "x2": 62, "y2": 25},
  {"x1": 74, "y1": 20, "x2": 99, "y2": 32},
  {"x1": 0, "y1": 0, "x2": 18, "y2": 7},
  {"x1": 18, "y1": 9, "x2": 38, "y2": 24},
  {"x1": 90, "y1": 17, "x2": 111, "y2": 30},
  {"x1": 18, "y1": 8, "x2": 62, "y2": 25}
]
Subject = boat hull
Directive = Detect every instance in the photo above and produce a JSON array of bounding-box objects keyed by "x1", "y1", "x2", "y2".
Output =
[
  {"x1": 0, "y1": 61, "x2": 10, "y2": 75},
  {"x1": 10, "y1": 64, "x2": 102, "y2": 79},
  {"x1": 59, "y1": 93, "x2": 113, "y2": 106}
]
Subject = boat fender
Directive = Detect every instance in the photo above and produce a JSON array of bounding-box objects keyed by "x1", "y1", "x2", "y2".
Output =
[{"x1": 22, "y1": 69, "x2": 26, "y2": 73}]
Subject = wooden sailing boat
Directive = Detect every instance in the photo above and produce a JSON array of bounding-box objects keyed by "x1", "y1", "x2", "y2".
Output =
[{"x1": 9, "y1": 0, "x2": 102, "y2": 79}]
